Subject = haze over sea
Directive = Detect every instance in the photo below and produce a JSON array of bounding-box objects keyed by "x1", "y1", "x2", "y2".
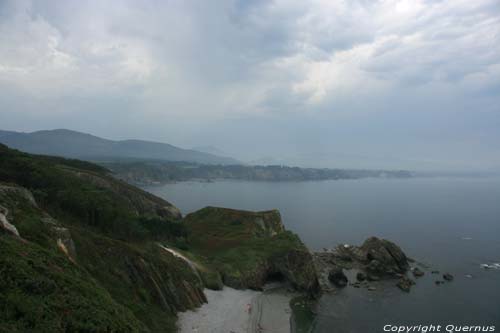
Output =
[{"x1": 145, "y1": 177, "x2": 500, "y2": 332}]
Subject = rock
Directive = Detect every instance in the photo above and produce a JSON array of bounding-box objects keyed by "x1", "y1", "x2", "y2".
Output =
[
  {"x1": 185, "y1": 207, "x2": 319, "y2": 294},
  {"x1": 313, "y1": 237, "x2": 411, "y2": 293},
  {"x1": 0, "y1": 205, "x2": 19, "y2": 237},
  {"x1": 361, "y1": 237, "x2": 409, "y2": 276},
  {"x1": 396, "y1": 276, "x2": 415, "y2": 292},
  {"x1": 356, "y1": 272, "x2": 366, "y2": 281},
  {"x1": 412, "y1": 267, "x2": 425, "y2": 278},
  {"x1": 274, "y1": 248, "x2": 319, "y2": 293},
  {"x1": 431, "y1": 270, "x2": 440, "y2": 274},
  {"x1": 435, "y1": 280, "x2": 444, "y2": 285},
  {"x1": 443, "y1": 273, "x2": 454, "y2": 281},
  {"x1": 328, "y1": 267, "x2": 348, "y2": 288}
]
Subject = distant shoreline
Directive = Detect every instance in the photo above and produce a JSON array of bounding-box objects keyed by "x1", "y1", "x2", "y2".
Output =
[{"x1": 102, "y1": 160, "x2": 413, "y2": 186}]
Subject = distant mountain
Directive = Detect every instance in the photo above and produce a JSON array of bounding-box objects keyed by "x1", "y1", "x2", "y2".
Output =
[{"x1": 0, "y1": 129, "x2": 240, "y2": 165}]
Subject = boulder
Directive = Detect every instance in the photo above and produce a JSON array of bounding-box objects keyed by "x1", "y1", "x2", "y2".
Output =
[
  {"x1": 328, "y1": 267, "x2": 348, "y2": 288},
  {"x1": 412, "y1": 267, "x2": 425, "y2": 278},
  {"x1": 361, "y1": 237, "x2": 409, "y2": 275},
  {"x1": 443, "y1": 273, "x2": 454, "y2": 281},
  {"x1": 396, "y1": 276, "x2": 415, "y2": 292}
]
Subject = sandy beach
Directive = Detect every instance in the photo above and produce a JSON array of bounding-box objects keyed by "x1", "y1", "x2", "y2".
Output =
[{"x1": 177, "y1": 284, "x2": 294, "y2": 333}]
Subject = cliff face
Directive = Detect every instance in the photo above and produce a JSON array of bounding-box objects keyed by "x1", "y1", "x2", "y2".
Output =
[
  {"x1": 0, "y1": 144, "x2": 318, "y2": 332},
  {"x1": 184, "y1": 207, "x2": 319, "y2": 293}
]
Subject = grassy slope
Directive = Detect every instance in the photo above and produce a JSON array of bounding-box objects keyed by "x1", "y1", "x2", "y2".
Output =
[
  {"x1": 0, "y1": 145, "x2": 203, "y2": 332},
  {"x1": 184, "y1": 207, "x2": 310, "y2": 289},
  {"x1": 0, "y1": 234, "x2": 148, "y2": 333}
]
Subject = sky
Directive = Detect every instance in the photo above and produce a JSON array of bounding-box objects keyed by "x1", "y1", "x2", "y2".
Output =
[{"x1": 1, "y1": 0, "x2": 499, "y2": 171}]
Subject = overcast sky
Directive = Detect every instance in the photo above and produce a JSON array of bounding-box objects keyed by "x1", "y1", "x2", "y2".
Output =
[{"x1": 1, "y1": 0, "x2": 499, "y2": 171}]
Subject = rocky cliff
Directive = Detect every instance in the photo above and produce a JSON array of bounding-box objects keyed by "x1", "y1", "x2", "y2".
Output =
[
  {"x1": 184, "y1": 207, "x2": 319, "y2": 293},
  {"x1": 0, "y1": 144, "x2": 318, "y2": 332}
]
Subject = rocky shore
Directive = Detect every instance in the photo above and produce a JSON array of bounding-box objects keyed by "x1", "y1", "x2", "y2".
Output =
[{"x1": 313, "y1": 237, "x2": 454, "y2": 293}]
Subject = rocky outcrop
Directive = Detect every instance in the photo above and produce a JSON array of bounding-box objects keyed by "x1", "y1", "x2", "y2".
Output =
[
  {"x1": 397, "y1": 276, "x2": 415, "y2": 292},
  {"x1": 272, "y1": 248, "x2": 319, "y2": 292},
  {"x1": 41, "y1": 216, "x2": 77, "y2": 261},
  {"x1": 0, "y1": 184, "x2": 77, "y2": 261},
  {"x1": 0, "y1": 204, "x2": 19, "y2": 237},
  {"x1": 184, "y1": 207, "x2": 319, "y2": 294},
  {"x1": 361, "y1": 237, "x2": 409, "y2": 275},
  {"x1": 443, "y1": 273, "x2": 454, "y2": 281},
  {"x1": 0, "y1": 184, "x2": 38, "y2": 207},
  {"x1": 328, "y1": 267, "x2": 348, "y2": 287},
  {"x1": 313, "y1": 237, "x2": 411, "y2": 292}
]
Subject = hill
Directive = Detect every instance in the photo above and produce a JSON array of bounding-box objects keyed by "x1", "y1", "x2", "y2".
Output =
[
  {"x1": 0, "y1": 129, "x2": 240, "y2": 165},
  {"x1": 0, "y1": 144, "x2": 317, "y2": 332}
]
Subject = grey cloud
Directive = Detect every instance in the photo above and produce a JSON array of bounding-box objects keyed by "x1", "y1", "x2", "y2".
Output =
[{"x1": 0, "y1": 0, "x2": 499, "y2": 171}]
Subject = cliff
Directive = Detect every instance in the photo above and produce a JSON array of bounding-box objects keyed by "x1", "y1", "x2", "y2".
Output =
[
  {"x1": 0, "y1": 144, "x2": 318, "y2": 332},
  {"x1": 184, "y1": 207, "x2": 318, "y2": 293}
]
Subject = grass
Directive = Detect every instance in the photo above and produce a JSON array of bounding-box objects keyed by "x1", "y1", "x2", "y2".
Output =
[
  {"x1": 184, "y1": 206, "x2": 307, "y2": 288},
  {"x1": 0, "y1": 234, "x2": 147, "y2": 333},
  {"x1": 0, "y1": 145, "x2": 203, "y2": 332}
]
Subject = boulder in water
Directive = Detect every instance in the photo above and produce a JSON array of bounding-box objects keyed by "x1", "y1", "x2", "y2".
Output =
[
  {"x1": 412, "y1": 267, "x2": 425, "y2": 278},
  {"x1": 396, "y1": 276, "x2": 415, "y2": 292},
  {"x1": 361, "y1": 237, "x2": 409, "y2": 276},
  {"x1": 443, "y1": 273, "x2": 454, "y2": 281}
]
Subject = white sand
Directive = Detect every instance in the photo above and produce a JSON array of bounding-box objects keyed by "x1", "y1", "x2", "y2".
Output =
[{"x1": 177, "y1": 285, "x2": 293, "y2": 333}]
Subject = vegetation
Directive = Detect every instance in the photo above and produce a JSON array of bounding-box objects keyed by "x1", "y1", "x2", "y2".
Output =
[
  {"x1": 0, "y1": 234, "x2": 147, "y2": 333},
  {"x1": 0, "y1": 144, "x2": 317, "y2": 332},
  {"x1": 184, "y1": 207, "x2": 317, "y2": 290},
  {"x1": 0, "y1": 145, "x2": 202, "y2": 332},
  {"x1": 0, "y1": 144, "x2": 181, "y2": 241}
]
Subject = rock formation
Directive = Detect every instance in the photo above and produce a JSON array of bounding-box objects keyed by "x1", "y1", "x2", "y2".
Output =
[
  {"x1": 184, "y1": 207, "x2": 319, "y2": 294},
  {"x1": 313, "y1": 237, "x2": 411, "y2": 292}
]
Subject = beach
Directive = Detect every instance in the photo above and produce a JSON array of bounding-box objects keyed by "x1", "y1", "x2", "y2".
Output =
[{"x1": 177, "y1": 284, "x2": 294, "y2": 333}]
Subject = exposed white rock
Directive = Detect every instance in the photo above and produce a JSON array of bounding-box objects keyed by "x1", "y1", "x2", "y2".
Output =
[
  {"x1": 0, "y1": 205, "x2": 19, "y2": 237},
  {"x1": 158, "y1": 244, "x2": 201, "y2": 282}
]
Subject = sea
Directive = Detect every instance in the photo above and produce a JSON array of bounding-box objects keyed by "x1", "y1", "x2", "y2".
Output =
[{"x1": 144, "y1": 177, "x2": 500, "y2": 332}]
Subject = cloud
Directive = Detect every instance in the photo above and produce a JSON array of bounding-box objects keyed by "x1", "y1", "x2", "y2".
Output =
[{"x1": 0, "y1": 0, "x2": 499, "y2": 170}]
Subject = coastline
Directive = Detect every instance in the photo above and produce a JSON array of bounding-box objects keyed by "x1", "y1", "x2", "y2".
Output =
[{"x1": 177, "y1": 284, "x2": 295, "y2": 333}]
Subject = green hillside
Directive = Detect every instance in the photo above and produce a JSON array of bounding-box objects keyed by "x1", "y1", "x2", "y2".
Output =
[{"x1": 0, "y1": 144, "x2": 317, "y2": 332}]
